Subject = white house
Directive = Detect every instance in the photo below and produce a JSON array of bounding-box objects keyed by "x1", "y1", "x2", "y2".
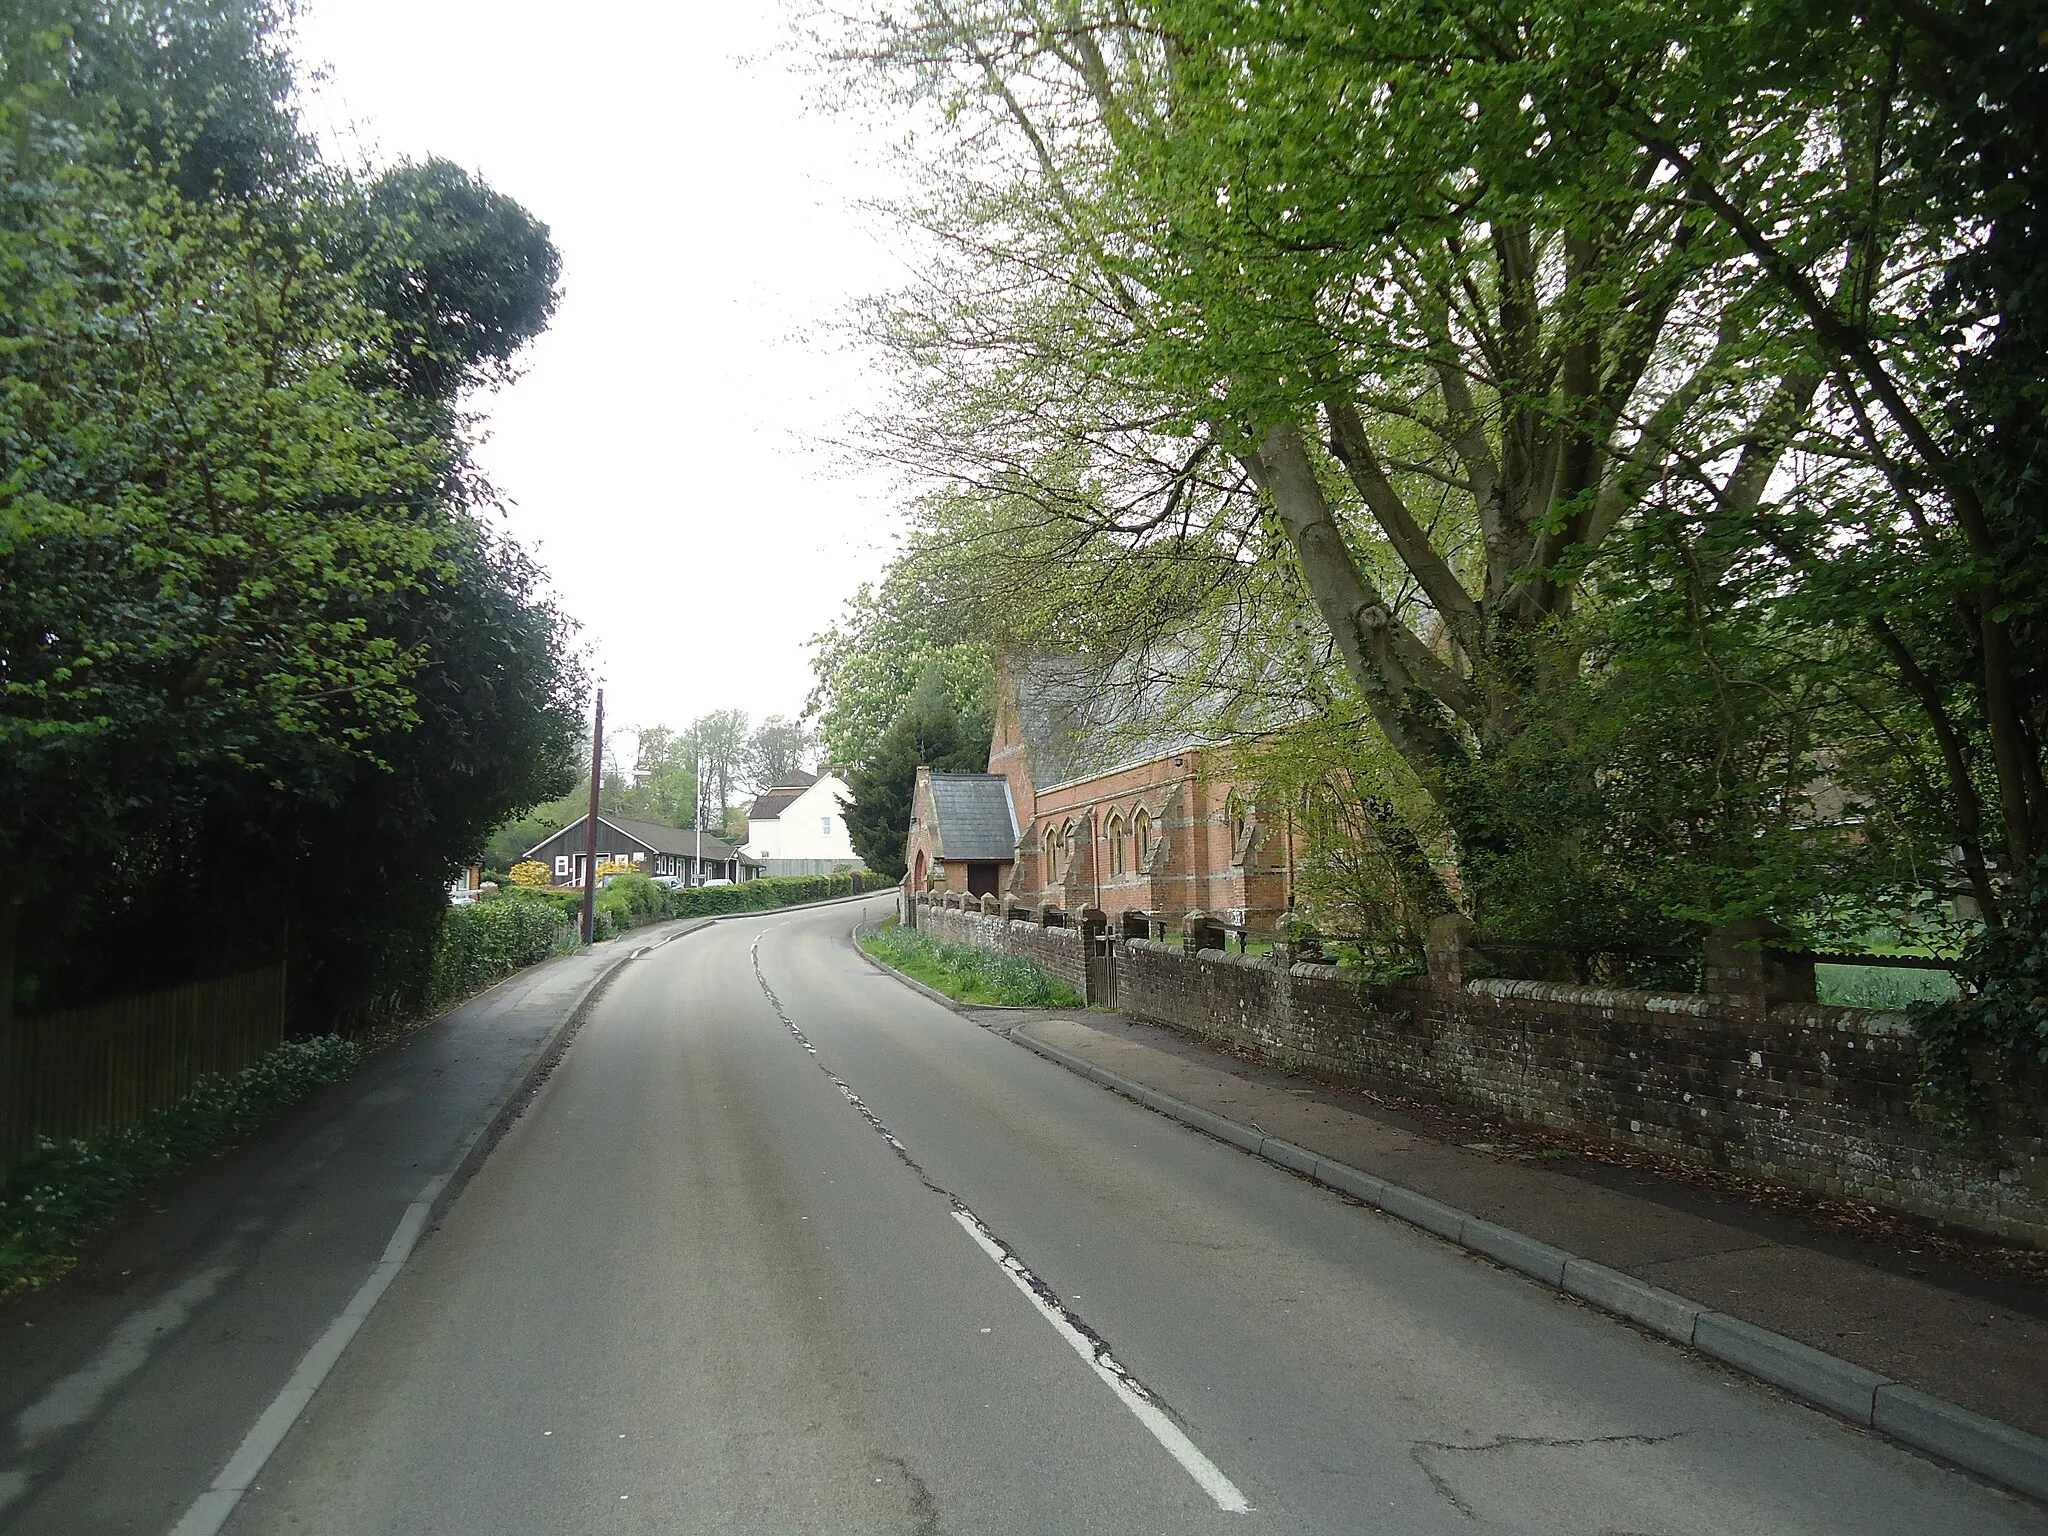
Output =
[{"x1": 743, "y1": 769, "x2": 863, "y2": 875}]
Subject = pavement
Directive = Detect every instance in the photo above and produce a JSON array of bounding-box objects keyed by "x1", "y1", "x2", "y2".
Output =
[{"x1": 8, "y1": 893, "x2": 2046, "y2": 1533}]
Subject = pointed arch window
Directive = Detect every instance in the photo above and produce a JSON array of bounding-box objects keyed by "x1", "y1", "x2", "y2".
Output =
[
  {"x1": 1105, "y1": 812, "x2": 1126, "y2": 876},
  {"x1": 1133, "y1": 807, "x2": 1152, "y2": 867}
]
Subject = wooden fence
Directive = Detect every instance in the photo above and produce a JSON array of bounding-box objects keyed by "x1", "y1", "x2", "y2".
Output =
[{"x1": 0, "y1": 966, "x2": 288, "y2": 1184}]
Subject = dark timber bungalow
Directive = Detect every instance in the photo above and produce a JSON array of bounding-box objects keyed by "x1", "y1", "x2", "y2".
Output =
[{"x1": 522, "y1": 814, "x2": 762, "y2": 888}]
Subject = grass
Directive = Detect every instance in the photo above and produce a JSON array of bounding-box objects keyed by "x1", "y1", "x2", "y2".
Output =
[
  {"x1": 0, "y1": 1035, "x2": 364, "y2": 1295},
  {"x1": 860, "y1": 920, "x2": 1083, "y2": 1008},
  {"x1": 1815, "y1": 962, "x2": 1960, "y2": 1010}
]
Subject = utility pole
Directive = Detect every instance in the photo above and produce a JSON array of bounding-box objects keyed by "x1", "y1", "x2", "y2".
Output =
[
  {"x1": 693, "y1": 738, "x2": 703, "y2": 887},
  {"x1": 581, "y1": 688, "x2": 604, "y2": 944}
]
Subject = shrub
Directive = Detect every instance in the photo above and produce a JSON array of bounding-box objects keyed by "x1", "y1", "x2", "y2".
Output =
[
  {"x1": 429, "y1": 898, "x2": 576, "y2": 1010},
  {"x1": 508, "y1": 860, "x2": 552, "y2": 886}
]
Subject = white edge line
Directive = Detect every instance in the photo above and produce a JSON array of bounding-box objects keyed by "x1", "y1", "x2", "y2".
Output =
[
  {"x1": 949, "y1": 1209, "x2": 1251, "y2": 1514},
  {"x1": 165, "y1": 1175, "x2": 448, "y2": 1536}
]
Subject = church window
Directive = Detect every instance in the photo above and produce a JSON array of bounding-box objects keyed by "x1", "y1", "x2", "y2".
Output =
[
  {"x1": 1134, "y1": 808, "x2": 1152, "y2": 865},
  {"x1": 1106, "y1": 813, "x2": 1125, "y2": 875}
]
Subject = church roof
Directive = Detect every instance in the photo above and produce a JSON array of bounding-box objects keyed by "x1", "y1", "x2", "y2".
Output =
[
  {"x1": 928, "y1": 773, "x2": 1018, "y2": 860},
  {"x1": 1011, "y1": 654, "x2": 1209, "y2": 791}
]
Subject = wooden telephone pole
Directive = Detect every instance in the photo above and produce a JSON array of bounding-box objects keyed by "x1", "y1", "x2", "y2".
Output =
[{"x1": 580, "y1": 688, "x2": 604, "y2": 944}]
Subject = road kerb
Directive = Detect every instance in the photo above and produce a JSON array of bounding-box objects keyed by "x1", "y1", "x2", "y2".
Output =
[
  {"x1": 998, "y1": 1022, "x2": 2048, "y2": 1507},
  {"x1": 1259, "y1": 1137, "x2": 1322, "y2": 1178},
  {"x1": 1693, "y1": 1312, "x2": 1885, "y2": 1425},
  {"x1": 1463, "y1": 1218, "x2": 1571, "y2": 1288},
  {"x1": 1561, "y1": 1258, "x2": 1700, "y2": 1345},
  {"x1": 1874, "y1": 1384, "x2": 2048, "y2": 1503}
]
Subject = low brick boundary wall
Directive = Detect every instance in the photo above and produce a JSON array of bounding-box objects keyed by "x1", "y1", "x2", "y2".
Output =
[
  {"x1": 919, "y1": 898, "x2": 2048, "y2": 1247},
  {"x1": 912, "y1": 902, "x2": 1091, "y2": 998}
]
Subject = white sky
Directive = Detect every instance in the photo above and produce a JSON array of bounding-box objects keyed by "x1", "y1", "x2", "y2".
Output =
[{"x1": 290, "y1": 0, "x2": 907, "y2": 756}]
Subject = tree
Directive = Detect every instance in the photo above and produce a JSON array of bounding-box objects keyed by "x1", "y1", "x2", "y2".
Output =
[
  {"x1": 744, "y1": 715, "x2": 818, "y2": 788},
  {"x1": 356, "y1": 158, "x2": 561, "y2": 403},
  {"x1": 807, "y1": 559, "x2": 993, "y2": 770},
  {"x1": 844, "y1": 669, "x2": 992, "y2": 880},
  {"x1": 685, "y1": 709, "x2": 750, "y2": 829},
  {"x1": 1, "y1": 2, "x2": 582, "y2": 1021},
  {"x1": 816, "y1": 0, "x2": 2024, "y2": 951},
  {"x1": 624, "y1": 725, "x2": 699, "y2": 827}
]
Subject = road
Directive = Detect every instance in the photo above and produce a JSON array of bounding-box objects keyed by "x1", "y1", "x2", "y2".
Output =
[{"x1": 221, "y1": 895, "x2": 2044, "y2": 1534}]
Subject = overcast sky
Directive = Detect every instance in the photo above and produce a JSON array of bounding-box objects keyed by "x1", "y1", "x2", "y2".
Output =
[{"x1": 290, "y1": 0, "x2": 906, "y2": 759}]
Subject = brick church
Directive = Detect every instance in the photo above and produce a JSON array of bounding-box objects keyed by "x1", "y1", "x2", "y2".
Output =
[{"x1": 903, "y1": 657, "x2": 1296, "y2": 933}]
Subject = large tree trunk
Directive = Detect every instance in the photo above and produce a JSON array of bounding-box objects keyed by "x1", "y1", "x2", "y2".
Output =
[{"x1": 1246, "y1": 425, "x2": 1471, "y2": 797}]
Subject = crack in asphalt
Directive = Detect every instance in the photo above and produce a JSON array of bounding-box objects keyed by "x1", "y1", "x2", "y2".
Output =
[
  {"x1": 748, "y1": 931, "x2": 1194, "y2": 1430},
  {"x1": 1408, "y1": 1431, "x2": 1687, "y2": 1520}
]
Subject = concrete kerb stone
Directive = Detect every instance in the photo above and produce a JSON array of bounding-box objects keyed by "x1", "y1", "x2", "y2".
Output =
[
  {"x1": 1561, "y1": 1258, "x2": 1701, "y2": 1345},
  {"x1": 1874, "y1": 1385, "x2": 2048, "y2": 1503},
  {"x1": 1373, "y1": 1182, "x2": 1469, "y2": 1243},
  {"x1": 1693, "y1": 1312, "x2": 1885, "y2": 1424},
  {"x1": 1462, "y1": 1218, "x2": 1571, "y2": 1288},
  {"x1": 992, "y1": 1019, "x2": 2048, "y2": 1507},
  {"x1": 1259, "y1": 1137, "x2": 1322, "y2": 1179}
]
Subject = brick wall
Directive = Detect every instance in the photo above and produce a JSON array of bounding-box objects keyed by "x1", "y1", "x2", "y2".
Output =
[
  {"x1": 1068, "y1": 933, "x2": 2048, "y2": 1247},
  {"x1": 913, "y1": 900, "x2": 1092, "y2": 996}
]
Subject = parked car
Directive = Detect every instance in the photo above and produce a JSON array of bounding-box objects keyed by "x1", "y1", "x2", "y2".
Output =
[
  {"x1": 701, "y1": 878, "x2": 733, "y2": 888},
  {"x1": 650, "y1": 875, "x2": 684, "y2": 890}
]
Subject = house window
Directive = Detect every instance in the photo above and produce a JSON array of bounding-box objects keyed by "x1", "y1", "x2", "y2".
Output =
[
  {"x1": 1134, "y1": 809, "x2": 1151, "y2": 866},
  {"x1": 1106, "y1": 813, "x2": 1125, "y2": 876},
  {"x1": 822, "y1": 816, "x2": 832, "y2": 835},
  {"x1": 554, "y1": 855, "x2": 570, "y2": 877},
  {"x1": 632, "y1": 850, "x2": 646, "y2": 863}
]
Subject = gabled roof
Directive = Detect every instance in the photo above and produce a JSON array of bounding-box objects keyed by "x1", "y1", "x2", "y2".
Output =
[
  {"x1": 748, "y1": 770, "x2": 820, "y2": 821},
  {"x1": 1007, "y1": 648, "x2": 1303, "y2": 793},
  {"x1": 524, "y1": 813, "x2": 760, "y2": 865},
  {"x1": 928, "y1": 772, "x2": 1018, "y2": 861}
]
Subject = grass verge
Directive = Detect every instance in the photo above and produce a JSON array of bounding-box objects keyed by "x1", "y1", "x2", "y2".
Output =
[
  {"x1": 0, "y1": 1035, "x2": 363, "y2": 1295},
  {"x1": 860, "y1": 919, "x2": 1082, "y2": 1008},
  {"x1": 1815, "y1": 963, "x2": 1960, "y2": 1009}
]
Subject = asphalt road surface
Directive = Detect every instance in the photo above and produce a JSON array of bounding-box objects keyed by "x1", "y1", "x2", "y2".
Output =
[{"x1": 222, "y1": 896, "x2": 2046, "y2": 1534}]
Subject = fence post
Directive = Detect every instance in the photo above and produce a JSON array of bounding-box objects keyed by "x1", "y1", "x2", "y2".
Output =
[{"x1": 1425, "y1": 914, "x2": 1477, "y2": 987}]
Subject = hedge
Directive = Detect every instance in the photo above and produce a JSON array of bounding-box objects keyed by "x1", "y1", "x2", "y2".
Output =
[
  {"x1": 481, "y1": 869, "x2": 876, "y2": 949},
  {"x1": 660, "y1": 869, "x2": 877, "y2": 919},
  {"x1": 429, "y1": 895, "x2": 577, "y2": 1009}
]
